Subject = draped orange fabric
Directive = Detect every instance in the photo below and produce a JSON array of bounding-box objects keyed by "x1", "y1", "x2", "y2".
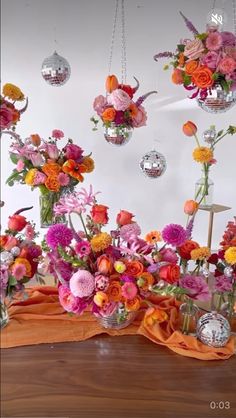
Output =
[{"x1": 1, "y1": 286, "x2": 235, "y2": 360}]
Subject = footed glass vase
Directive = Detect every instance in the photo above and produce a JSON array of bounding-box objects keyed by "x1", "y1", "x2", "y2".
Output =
[
  {"x1": 195, "y1": 167, "x2": 214, "y2": 209},
  {"x1": 179, "y1": 301, "x2": 199, "y2": 336},
  {"x1": 0, "y1": 299, "x2": 9, "y2": 329},
  {"x1": 40, "y1": 191, "x2": 65, "y2": 228}
]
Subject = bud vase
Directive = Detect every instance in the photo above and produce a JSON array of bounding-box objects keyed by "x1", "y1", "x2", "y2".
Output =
[
  {"x1": 96, "y1": 309, "x2": 137, "y2": 330},
  {"x1": 0, "y1": 299, "x2": 9, "y2": 329},
  {"x1": 195, "y1": 168, "x2": 214, "y2": 209},
  {"x1": 179, "y1": 301, "x2": 199, "y2": 335},
  {"x1": 220, "y1": 293, "x2": 236, "y2": 334},
  {"x1": 104, "y1": 123, "x2": 132, "y2": 146},
  {"x1": 40, "y1": 191, "x2": 65, "y2": 228}
]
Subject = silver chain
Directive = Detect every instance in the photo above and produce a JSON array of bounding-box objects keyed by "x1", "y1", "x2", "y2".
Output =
[
  {"x1": 233, "y1": 0, "x2": 236, "y2": 35},
  {"x1": 108, "y1": 0, "x2": 119, "y2": 75},
  {"x1": 108, "y1": 0, "x2": 127, "y2": 83}
]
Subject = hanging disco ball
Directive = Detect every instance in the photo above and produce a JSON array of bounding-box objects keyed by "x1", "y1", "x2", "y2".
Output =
[
  {"x1": 104, "y1": 124, "x2": 132, "y2": 146},
  {"x1": 197, "y1": 83, "x2": 236, "y2": 113},
  {"x1": 197, "y1": 312, "x2": 230, "y2": 347},
  {"x1": 202, "y1": 127, "x2": 216, "y2": 144},
  {"x1": 41, "y1": 51, "x2": 71, "y2": 87},
  {"x1": 139, "y1": 150, "x2": 167, "y2": 178}
]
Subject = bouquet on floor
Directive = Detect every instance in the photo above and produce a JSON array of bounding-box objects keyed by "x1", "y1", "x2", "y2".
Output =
[{"x1": 0, "y1": 83, "x2": 28, "y2": 131}]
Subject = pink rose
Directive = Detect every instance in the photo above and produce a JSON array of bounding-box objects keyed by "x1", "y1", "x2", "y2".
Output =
[
  {"x1": 0, "y1": 104, "x2": 14, "y2": 129},
  {"x1": 16, "y1": 159, "x2": 25, "y2": 172},
  {"x1": 33, "y1": 171, "x2": 47, "y2": 185},
  {"x1": 132, "y1": 105, "x2": 147, "y2": 128},
  {"x1": 51, "y1": 129, "x2": 64, "y2": 139},
  {"x1": 218, "y1": 57, "x2": 236, "y2": 74},
  {"x1": 206, "y1": 32, "x2": 222, "y2": 51},
  {"x1": 160, "y1": 248, "x2": 178, "y2": 264},
  {"x1": 58, "y1": 285, "x2": 79, "y2": 312},
  {"x1": 30, "y1": 152, "x2": 44, "y2": 167},
  {"x1": 58, "y1": 172, "x2": 70, "y2": 186},
  {"x1": 201, "y1": 51, "x2": 220, "y2": 70},
  {"x1": 221, "y1": 31, "x2": 236, "y2": 47},
  {"x1": 65, "y1": 144, "x2": 84, "y2": 161},
  {"x1": 184, "y1": 38, "x2": 205, "y2": 60},
  {"x1": 47, "y1": 144, "x2": 59, "y2": 160},
  {"x1": 108, "y1": 89, "x2": 131, "y2": 111},
  {"x1": 93, "y1": 95, "x2": 107, "y2": 116}
]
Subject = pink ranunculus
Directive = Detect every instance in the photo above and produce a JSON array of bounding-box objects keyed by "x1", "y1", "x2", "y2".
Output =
[
  {"x1": 184, "y1": 38, "x2": 205, "y2": 60},
  {"x1": 65, "y1": 144, "x2": 84, "y2": 161},
  {"x1": 221, "y1": 31, "x2": 236, "y2": 47},
  {"x1": 206, "y1": 31, "x2": 223, "y2": 51},
  {"x1": 16, "y1": 159, "x2": 25, "y2": 172},
  {"x1": 52, "y1": 129, "x2": 64, "y2": 139},
  {"x1": 160, "y1": 248, "x2": 178, "y2": 264},
  {"x1": 25, "y1": 223, "x2": 35, "y2": 240},
  {"x1": 180, "y1": 275, "x2": 210, "y2": 301},
  {"x1": 108, "y1": 89, "x2": 131, "y2": 111},
  {"x1": 58, "y1": 285, "x2": 79, "y2": 312},
  {"x1": 218, "y1": 57, "x2": 236, "y2": 74},
  {"x1": 12, "y1": 263, "x2": 27, "y2": 280},
  {"x1": 58, "y1": 172, "x2": 70, "y2": 186},
  {"x1": 201, "y1": 51, "x2": 221, "y2": 70},
  {"x1": 33, "y1": 171, "x2": 47, "y2": 185},
  {"x1": 30, "y1": 152, "x2": 44, "y2": 167},
  {"x1": 132, "y1": 105, "x2": 147, "y2": 128},
  {"x1": 0, "y1": 104, "x2": 14, "y2": 129},
  {"x1": 47, "y1": 144, "x2": 59, "y2": 160},
  {"x1": 93, "y1": 95, "x2": 107, "y2": 116}
]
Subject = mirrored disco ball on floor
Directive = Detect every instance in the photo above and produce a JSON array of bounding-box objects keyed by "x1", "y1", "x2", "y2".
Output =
[
  {"x1": 197, "y1": 312, "x2": 230, "y2": 347},
  {"x1": 139, "y1": 150, "x2": 167, "y2": 178},
  {"x1": 197, "y1": 83, "x2": 236, "y2": 113},
  {"x1": 104, "y1": 124, "x2": 132, "y2": 146},
  {"x1": 41, "y1": 51, "x2": 71, "y2": 87}
]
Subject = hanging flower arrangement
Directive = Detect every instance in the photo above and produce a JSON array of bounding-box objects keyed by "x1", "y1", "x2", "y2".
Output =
[{"x1": 0, "y1": 83, "x2": 28, "y2": 131}]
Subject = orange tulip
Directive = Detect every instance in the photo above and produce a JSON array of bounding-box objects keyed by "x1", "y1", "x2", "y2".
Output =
[
  {"x1": 105, "y1": 74, "x2": 119, "y2": 93},
  {"x1": 171, "y1": 68, "x2": 184, "y2": 84},
  {"x1": 184, "y1": 200, "x2": 199, "y2": 215},
  {"x1": 97, "y1": 255, "x2": 113, "y2": 275},
  {"x1": 182, "y1": 121, "x2": 197, "y2": 136},
  {"x1": 30, "y1": 134, "x2": 41, "y2": 146},
  {"x1": 144, "y1": 307, "x2": 168, "y2": 327},
  {"x1": 62, "y1": 160, "x2": 87, "y2": 182}
]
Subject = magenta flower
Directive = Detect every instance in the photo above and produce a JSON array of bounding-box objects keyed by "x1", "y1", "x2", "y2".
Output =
[
  {"x1": 215, "y1": 275, "x2": 233, "y2": 293},
  {"x1": 58, "y1": 285, "x2": 88, "y2": 314},
  {"x1": 206, "y1": 32, "x2": 222, "y2": 51},
  {"x1": 221, "y1": 31, "x2": 236, "y2": 47},
  {"x1": 52, "y1": 129, "x2": 64, "y2": 139},
  {"x1": 120, "y1": 223, "x2": 141, "y2": 242},
  {"x1": 160, "y1": 248, "x2": 178, "y2": 264},
  {"x1": 26, "y1": 244, "x2": 42, "y2": 259},
  {"x1": 75, "y1": 240, "x2": 91, "y2": 257},
  {"x1": 46, "y1": 224, "x2": 73, "y2": 249},
  {"x1": 162, "y1": 224, "x2": 187, "y2": 247},
  {"x1": 180, "y1": 275, "x2": 210, "y2": 301},
  {"x1": 65, "y1": 144, "x2": 84, "y2": 161},
  {"x1": 0, "y1": 104, "x2": 14, "y2": 129},
  {"x1": 0, "y1": 265, "x2": 9, "y2": 291},
  {"x1": 122, "y1": 282, "x2": 138, "y2": 300},
  {"x1": 69, "y1": 270, "x2": 95, "y2": 298},
  {"x1": 114, "y1": 111, "x2": 125, "y2": 125}
]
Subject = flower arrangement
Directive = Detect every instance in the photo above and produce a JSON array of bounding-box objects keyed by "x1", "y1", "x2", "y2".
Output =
[
  {"x1": 0, "y1": 83, "x2": 28, "y2": 130},
  {"x1": 6, "y1": 130, "x2": 95, "y2": 227},
  {"x1": 154, "y1": 12, "x2": 236, "y2": 100},
  {"x1": 91, "y1": 74, "x2": 157, "y2": 137}
]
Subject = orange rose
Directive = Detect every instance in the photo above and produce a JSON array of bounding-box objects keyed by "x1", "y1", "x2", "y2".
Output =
[
  {"x1": 97, "y1": 255, "x2": 113, "y2": 275},
  {"x1": 125, "y1": 261, "x2": 144, "y2": 277},
  {"x1": 30, "y1": 134, "x2": 41, "y2": 146},
  {"x1": 45, "y1": 176, "x2": 60, "y2": 192},
  {"x1": 172, "y1": 68, "x2": 184, "y2": 84},
  {"x1": 125, "y1": 296, "x2": 141, "y2": 312},
  {"x1": 105, "y1": 74, "x2": 119, "y2": 93},
  {"x1": 82, "y1": 156, "x2": 95, "y2": 173},
  {"x1": 182, "y1": 121, "x2": 197, "y2": 136},
  {"x1": 93, "y1": 291, "x2": 109, "y2": 308},
  {"x1": 42, "y1": 162, "x2": 61, "y2": 176},
  {"x1": 106, "y1": 281, "x2": 122, "y2": 302},
  {"x1": 62, "y1": 159, "x2": 86, "y2": 182},
  {"x1": 102, "y1": 107, "x2": 116, "y2": 122},
  {"x1": 91, "y1": 204, "x2": 109, "y2": 225},
  {"x1": 185, "y1": 60, "x2": 199, "y2": 75},
  {"x1": 144, "y1": 307, "x2": 168, "y2": 326},
  {"x1": 159, "y1": 264, "x2": 180, "y2": 284},
  {"x1": 137, "y1": 272, "x2": 154, "y2": 291},
  {"x1": 116, "y1": 210, "x2": 134, "y2": 226},
  {"x1": 178, "y1": 240, "x2": 200, "y2": 260},
  {"x1": 191, "y1": 66, "x2": 213, "y2": 88},
  {"x1": 184, "y1": 200, "x2": 199, "y2": 215}
]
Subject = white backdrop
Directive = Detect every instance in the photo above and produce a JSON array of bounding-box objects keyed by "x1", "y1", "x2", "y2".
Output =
[{"x1": 1, "y1": 0, "x2": 236, "y2": 247}]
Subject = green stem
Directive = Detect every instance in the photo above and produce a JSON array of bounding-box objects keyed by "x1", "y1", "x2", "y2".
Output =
[
  {"x1": 79, "y1": 213, "x2": 90, "y2": 240},
  {"x1": 194, "y1": 133, "x2": 201, "y2": 147}
]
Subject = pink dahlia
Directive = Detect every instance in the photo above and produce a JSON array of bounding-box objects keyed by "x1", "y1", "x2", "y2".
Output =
[
  {"x1": 122, "y1": 282, "x2": 138, "y2": 300},
  {"x1": 206, "y1": 32, "x2": 222, "y2": 51},
  {"x1": 75, "y1": 240, "x2": 91, "y2": 257},
  {"x1": 180, "y1": 275, "x2": 210, "y2": 301},
  {"x1": 162, "y1": 224, "x2": 187, "y2": 247},
  {"x1": 52, "y1": 129, "x2": 64, "y2": 139},
  {"x1": 69, "y1": 270, "x2": 95, "y2": 298},
  {"x1": 120, "y1": 223, "x2": 141, "y2": 242},
  {"x1": 46, "y1": 224, "x2": 73, "y2": 249}
]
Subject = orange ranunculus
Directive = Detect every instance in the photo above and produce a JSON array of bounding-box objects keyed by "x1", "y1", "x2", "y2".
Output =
[
  {"x1": 182, "y1": 121, "x2": 197, "y2": 136},
  {"x1": 13, "y1": 257, "x2": 32, "y2": 277},
  {"x1": 184, "y1": 200, "x2": 199, "y2": 215},
  {"x1": 144, "y1": 307, "x2": 168, "y2": 327},
  {"x1": 42, "y1": 162, "x2": 61, "y2": 176},
  {"x1": 159, "y1": 264, "x2": 180, "y2": 284},
  {"x1": 82, "y1": 156, "x2": 95, "y2": 173},
  {"x1": 125, "y1": 295, "x2": 141, "y2": 312},
  {"x1": 91, "y1": 204, "x2": 109, "y2": 225},
  {"x1": 171, "y1": 68, "x2": 184, "y2": 84},
  {"x1": 93, "y1": 291, "x2": 109, "y2": 308},
  {"x1": 129, "y1": 102, "x2": 138, "y2": 118},
  {"x1": 178, "y1": 52, "x2": 185, "y2": 67},
  {"x1": 62, "y1": 160, "x2": 87, "y2": 182},
  {"x1": 178, "y1": 240, "x2": 200, "y2": 261},
  {"x1": 125, "y1": 261, "x2": 144, "y2": 277},
  {"x1": 30, "y1": 134, "x2": 41, "y2": 146},
  {"x1": 137, "y1": 272, "x2": 154, "y2": 291},
  {"x1": 105, "y1": 74, "x2": 119, "y2": 93},
  {"x1": 191, "y1": 66, "x2": 213, "y2": 88},
  {"x1": 106, "y1": 281, "x2": 122, "y2": 302},
  {"x1": 97, "y1": 255, "x2": 113, "y2": 275},
  {"x1": 45, "y1": 176, "x2": 60, "y2": 192},
  {"x1": 116, "y1": 210, "x2": 134, "y2": 226},
  {"x1": 185, "y1": 60, "x2": 199, "y2": 75},
  {"x1": 102, "y1": 107, "x2": 116, "y2": 122}
]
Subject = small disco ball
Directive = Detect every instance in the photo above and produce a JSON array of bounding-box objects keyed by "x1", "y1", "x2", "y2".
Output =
[
  {"x1": 139, "y1": 150, "x2": 167, "y2": 178},
  {"x1": 197, "y1": 83, "x2": 236, "y2": 113},
  {"x1": 41, "y1": 51, "x2": 71, "y2": 87},
  {"x1": 104, "y1": 124, "x2": 132, "y2": 146},
  {"x1": 203, "y1": 128, "x2": 216, "y2": 144},
  {"x1": 197, "y1": 312, "x2": 230, "y2": 347}
]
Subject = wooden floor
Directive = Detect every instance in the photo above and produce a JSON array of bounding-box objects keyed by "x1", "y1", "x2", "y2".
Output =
[{"x1": 1, "y1": 335, "x2": 235, "y2": 418}]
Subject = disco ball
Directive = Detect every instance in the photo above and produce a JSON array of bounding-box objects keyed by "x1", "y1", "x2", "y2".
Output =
[
  {"x1": 202, "y1": 127, "x2": 216, "y2": 144},
  {"x1": 197, "y1": 312, "x2": 230, "y2": 347},
  {"x1": 41, "y1": 51, "x2": 71, "y2": 87},
  {"x1": 197, "y1": 83, "x2": 236, "y2": 113},
  {"x1": 104, "y1": 124, "x2": 132, "y2": 146},
  {"x1": 139, "y1": 150, "x2": 167, "y2": 178}
]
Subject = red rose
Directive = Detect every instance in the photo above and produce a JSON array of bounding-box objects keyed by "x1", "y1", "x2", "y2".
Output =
[
  {"x1": 208, "y1": 253, "x2": 219, "y2": 265},
  {"x1": 91, "y1": 204, "x2": 109, "y2": 224},
  {"x1": 8, "y1": 214, "x2": 27, "y2": 232},
  {"x1": 178, "y1": 240, "x2": 199, "y2": 261},
  {"x1": 119, "y1": 84, "x2": 134, "y2": 98},
  {"x1": 116, "y1": 210, "x2": 134, "y2": 226},
  {"x1": 159, "y1": 264, "x2": 180, "y2": 284}
]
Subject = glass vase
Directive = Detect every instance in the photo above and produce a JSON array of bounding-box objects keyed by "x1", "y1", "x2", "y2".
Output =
[
  {"x1": 220, "y1": 293, "x2": 236, "y2": 334},
  {"x1": 211, "y1": 291, "x2": 226, "y2": 313},
  {"x1": 0, "y1": 299, "x2": 9, "y2": 329},
  {"x1": 179, "y1": 302, "x2": 199, "y2": 336},
  {"x1": 39, "y1": 191, "x2": 66, "y2": 228},
  {"x1": 195, "y1": 168, "x2": 214, "y2": 209},
  {"x1": 104, "y1": 123, "x2": 132, "y2": 146},
  {"x1": 96, "y1": 309, "x2": 137, "y2": 330}
]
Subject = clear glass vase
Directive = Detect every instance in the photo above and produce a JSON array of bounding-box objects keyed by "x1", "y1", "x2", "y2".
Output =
[
  {"x1": 220, "y1": 293, "x2": 236, "y2": 334},
  {"x1": 104, "y1": 123, "x2": 132, "y2": 146},
  {"x1": 40, "y1": 191, "x2": 66, "y2": 228},
  {"x1": 211, "y1": 291, "x2": 226, "y2": 313},
  {"x1": 96, "y1": 310, "x2": 137, "y2": 330},
  {"x1": 0, "y1": 300, "x2": 9, "y2": 329},
  {"x1": 195, "y1": 168, "x2": 214, "y2": 209},
  {"x1": 179, "y1": 302, "x2": 199, "y2": 335}
]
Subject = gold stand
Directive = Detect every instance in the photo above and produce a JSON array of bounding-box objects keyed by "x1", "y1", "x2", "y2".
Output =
[{"x1": 199, "y1": 204, "x2": 231, "y2": 251}]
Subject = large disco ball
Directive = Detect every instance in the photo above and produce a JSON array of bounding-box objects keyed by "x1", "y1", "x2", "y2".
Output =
[
  {"x1": 197, "y1": 312, "x2": 230, "y2": 347},
  {"x1": 41, "y1": 51, "x2": 71, "y2": 87},
  {"x1": 197, "y1": 83, "x2": 236, "y2": 113},
  {"x1": 104, "y1": 124, "x2": 132, "y2": 146},
  {"x1": 140, "y1": 150, "x2": 167, "y2": 178}
]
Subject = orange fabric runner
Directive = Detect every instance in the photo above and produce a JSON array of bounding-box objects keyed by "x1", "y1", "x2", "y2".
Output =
[{"x1": 1, "y1": 286, "x2": 235, "y2": 361}]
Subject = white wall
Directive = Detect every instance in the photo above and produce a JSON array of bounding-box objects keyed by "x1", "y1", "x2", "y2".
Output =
[{"x1": 1, "y1": 0, "x2": 236, "y2": 247}]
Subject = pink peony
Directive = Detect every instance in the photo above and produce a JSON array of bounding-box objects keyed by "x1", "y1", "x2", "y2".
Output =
[
  {"x1": 218, "y1": 57, "x2": 236, "y2": 74},
  {"x1": 52, "y1": 129, "x2": 64, "y2": 139},
  {"x1": 201, "y1": 51, "x2": 220, "y2": 70},
  {"x1": 33, "y1": 171, "x2": 47, "y2": 185},
  {"x1": 25, "y1": 223, "x2": 35, "y2": 240},
  {"x1": 69, "y1": 270, "x2": 95, "y2": 298},
  {"x1": 93, "y1": 95, "x2": 107, "y2": 116},
  {"x1": 75, "y1": 241, "x2": 91, "y2": 257},
  {"x1": 160, "y1": 248, "x2": 178, "y2": 264},
  {"x1": 65, "y1": 144, "x2": 84, "y2": 161},
  {"x1": 0, "y1": 104, "x2": 14, "y2": 129},
  {"x1": 58, "y1": 172, "x2": 70, "y2": 186},
  {"x1": 120, "y1": 223, "x2": 141, "y2": 242},
  {"x1": 122, "y1": 282, "x2": 138, "y2": 300},
  {"x1": 180, "y1": 275, "x2": 210, "y2": 301},
  {"x1": 95, "y1": 274, "x2": 109, "y2": 291},
  {"x1": 184, "y1": 38, "x2": 205, "y2": 60},
  {"x1": 47, "y1": 144, "x2": 59, "y2": 160},
  {"x1": 221, "y1": 31, "x2": 236, "y2": 47},
  {"x1": 12, "y1": 263, "x2": 27, "y2": 280},
  {"x1": 132, "y1": 105, "x2": 147, "y2": 128},
  {"x1": 108, "y1": 89, "x2": 131, "y2": 111},
  {"x1": 206, "y1": 32, "x2": 222, "y2": 51},
  {"x1": 16, "y1": 159, "x2": 25, "y2": 172}
]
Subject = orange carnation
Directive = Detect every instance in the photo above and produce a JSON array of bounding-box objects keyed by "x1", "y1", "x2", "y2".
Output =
[
  {"x1": 102, "y1": 107, "x2": 116, "y2": 122},
  {"x1": 125, "y1": 261, "x2": 144, "y2": 277},
  {"x1": 125, "y1": 296, "x2": 141, "y2": 312},
  {"x1": 185, "y1": 60, "x2": 199, "y2": 75},
  {"x1": 191, "y1": 66, "x2": 213, "y2": 89},
  {"x1": 106, "y1": 281, "x2": 122, "y2": 302},
  {"x1": 62, "y1": 159, "x2": 86, "y2": 182},
  {"x1": 42, "y1": 162, "x2": 61, "y2": 176}
]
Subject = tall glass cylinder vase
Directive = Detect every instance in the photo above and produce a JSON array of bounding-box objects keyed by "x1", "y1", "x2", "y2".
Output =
[
  {"x1": 220, "y1": 291, "x2": 236, "y2": 334},
  {"x1": 179, "y1": 301, "x2": 199, "y2": 336},
  {"x1": 40, "y1": 191, "x2": 65, "y2": 228},
  {"x1": 0, "y1": 298, "x2": 9, "y2": 329},
  {"x1": 195, "y1": 166, "x2": 214, "y2": 209}
]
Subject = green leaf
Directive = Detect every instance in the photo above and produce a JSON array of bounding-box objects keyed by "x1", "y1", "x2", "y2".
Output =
[
  {"x1": 183, "y1": 74, "x2": 191, "y2": 86},
  {"x1": 10, "y1": 153, "x2": 20, "y2": 164},
  {"x1": 212, "y1": 72, "x2": 220, "y2": 81},
  {"x1": 216, "y1": 129, "x2": 224, "y2": 138},
  {"x1": 220, "y1": 79, "x2": 230, "y2": 93},
  {"x1": 9, "y1": 276, "x2": 18, "y2": 286},
  {"x1": 6, "y1": 170, "x2": 21, "y2": 184},
  {"x1": 196, "y1": 32, "x2": 208, "y2": 41},
  {"x1": 8, "y1": 181, "x2": 14, "y2": 187},
  {"x1": 177, "y1": 44, "x2": 185, "y2": 52}
]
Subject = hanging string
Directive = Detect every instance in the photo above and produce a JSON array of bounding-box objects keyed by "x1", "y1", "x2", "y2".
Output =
[
  {"x1": 121, "y1": 0, "x2": 127, "y2": 84},
  {"x1": 108, "y1": 0, "x2": 119, "y2": 75},
  {"x1": 233, "y1": 0, "x2": 236, "y2": 34}
]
